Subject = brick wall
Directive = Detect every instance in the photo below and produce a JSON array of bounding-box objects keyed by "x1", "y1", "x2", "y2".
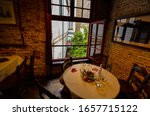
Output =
[
  {"x1": 104, "y1": 0, "x2": 150, "y2": 80},
  {"x1": 0, "y1": 0, "x2": 47, "y2": 77}
]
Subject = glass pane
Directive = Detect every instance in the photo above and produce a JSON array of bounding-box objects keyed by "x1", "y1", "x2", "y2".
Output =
[
  {"x1": 74, "y1": 8, "x2": 82, "y2": 17},
  {"x1": 52, "y1": 5, "x2": 60, "y2": 15},
  {"x1": 52, "y1": 46, "x2": 67, "y2": 59},
  {"x1": 90, "y1": 38, "x2": 95, "y2": 45},
  {"x1": 95, "y1": 46, "x2": 101, "y2": 54},
  {"x1": 83, "y1": 9, "x2": 90, "y2": 18},
  {"x1": 52, "y1": 21, "x2": 62, "y2": 45},
  {"x1": 61, "y1": 7, "x2": 70, "y2": 16},
  {"x1": 92, "y1": 24, "x2": 97, "y2": 38},
  {"x1": 68, "y1": 46, "x2": 87, "y2": 58},
  {"x1": 51, "y1": 0, "x2": 59, "y2": 4},
  {"x1": 83, "y1": 0, "x2": 91, "y2": 9},
  {"x1": 121, "y1": 19, "x2": 127, "y2": 23},
  {"x1": 97, "y1": 24, "x2": 104, "y2": 36},
  {"x1": 129, "y1": 17, "x2": 135, "y2": 24},
  {"x1": 124, "y1": 27, "x2": 133, "y2": 42},
  {"x1": 75, "y1": 0, "x2": 82, "y2": 8},
  {"x1": 52, "y1": 21, "x2": 72, "y2": 45},
  {"x1": 62, "y1": 0, "x2": 70, "y2": 6},
  {"x1": 97, "y1": 37, "x2": 102, "y2": 44},
  {"x1": 114, "y1": 26, "x2": 124, "y2": 41},
  {"x1": 90, "y1": 46, "x2": 94, "y2": 56},
  {"x1": 52, "y1": 0, "x2": 70, "y2": 6}
]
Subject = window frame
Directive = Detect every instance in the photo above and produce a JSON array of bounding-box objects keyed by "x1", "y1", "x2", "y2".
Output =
[
  {"x1": 51, "y1": 20, "x2": 89, "y2": 61},
  {"x1": 50, "y1": 0, "x2": 94, "y2": 22},
  {"x1": 88, "y1": 20, "x2": 106, "y2": 57},
  {"x1": 45, "y1": 0, "x2": 97, "y2": 63}
]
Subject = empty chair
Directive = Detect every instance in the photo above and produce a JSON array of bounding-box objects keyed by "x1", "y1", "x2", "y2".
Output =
[
  {"x1": 62, "y1": 56, "x2": 73, "y2": 71},
  {"x1": 138, "y1": 75, "x2": 150, "y2": 98},
  {"x1": 118, "y1": 63, "x2": 150, "y2": 98},
  {"x1": 60, "y1": 57, "x2": 73, "y2": 85},
  {"x1": 36, "y1": 82, "x2": 58, "y2": 99},
  {"x1": 58, "y1": 57, "x2": 72, "y2": 98},
  {"x1": 88, "y1": 54, "x2": 112, "y2": 71},
  {"x1": 17, "y1": 57, "x2": 27, "y2": 98}
]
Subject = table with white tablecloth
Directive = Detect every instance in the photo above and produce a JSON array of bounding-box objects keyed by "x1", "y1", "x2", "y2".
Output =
[
  {"x1": 63, "y1": 63, "x2": 120, "y2": 99},
  {"x1": 0, "y1": 55, "x2": 23, "y2": 82}
]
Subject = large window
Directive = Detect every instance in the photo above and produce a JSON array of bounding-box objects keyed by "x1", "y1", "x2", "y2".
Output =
[{"x1": 47, "y1": 0, "x2": 105, "y2": 62}]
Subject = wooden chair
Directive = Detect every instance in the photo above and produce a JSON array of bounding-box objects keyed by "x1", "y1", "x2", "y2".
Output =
[
  {"x1": 36, "y1": 82, "x2": 58, "y2": 99},
  {"x1": 62, "y1": 56, "x2": 73, "y2": 71},
  {"x1": 0, "y1": 57, "x2": 27, "y2": 98},
  {"x1": 0, "y1": 70, "x2": 19, "y2": 98},
  {"x1": 118, "y1": 64, "x2": 150, "y2": 98},
  {"x1": 59, "y1": 57, "x2": 73, "y2": 85},
  {"x1": 17, "y1": 57, "x2": 28, "y2": 98},
  {"x1": 138, "y1": 75, "x2": 150, "y2": 98},
  {"x1": 58, "y1": 57, "x2": 72, "y2": 98},
  {"x1": 88, "y1": 54, "x2": 111, "y2": 71}
]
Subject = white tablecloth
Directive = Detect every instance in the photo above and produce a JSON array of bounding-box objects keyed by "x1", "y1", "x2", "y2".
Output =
[
  {"x1": 0, "y1": 55, "x2": 23, "y2": 82},
  {"x1": 63, "y1": 64, "x2": 120, "y2": 99}
]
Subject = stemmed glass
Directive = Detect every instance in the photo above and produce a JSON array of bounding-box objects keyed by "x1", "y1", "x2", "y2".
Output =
[{"x1": 95, "y1": 64, "x2": 104, "y2": 87}]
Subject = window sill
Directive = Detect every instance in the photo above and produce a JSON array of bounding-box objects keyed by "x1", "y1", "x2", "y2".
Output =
[{"x1": 52, "y1": 58, "x2": 89, "y2": 65}]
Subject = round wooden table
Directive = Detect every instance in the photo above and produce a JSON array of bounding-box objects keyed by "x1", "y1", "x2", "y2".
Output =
[{"x1": 63, "y1": 63, "x2": 120, "y2": 99}]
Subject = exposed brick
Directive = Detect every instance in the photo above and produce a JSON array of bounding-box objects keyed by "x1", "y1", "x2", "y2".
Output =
[{"x1": 0, "y1": 0, "x2": 46, "y2": 77}]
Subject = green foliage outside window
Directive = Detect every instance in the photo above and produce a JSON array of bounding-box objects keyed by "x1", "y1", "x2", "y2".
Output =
[{"x1": 68, "y1": 26, "x2": 88, "y2": 58}]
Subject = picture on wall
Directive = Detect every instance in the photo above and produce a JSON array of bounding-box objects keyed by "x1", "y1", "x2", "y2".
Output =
[{"x1": 0, "y1": 0, "x2": 16, "y2": 24}]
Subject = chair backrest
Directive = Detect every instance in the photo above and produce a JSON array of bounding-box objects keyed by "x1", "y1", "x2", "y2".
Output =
[
  {"x1": 89, "y1": 54, "x2": 108, "y2": 68},
  {"x1": 36, "y1": 82, "x2": 58, "y2": 99},
  {"x1": 16, "y1": 57, "x2": 27, "y2": 97},
  {"x1": 127, "y1": 64, "x2": 149, "y2": 93},
  {"x1": 138, "y1": 75, "x2": 150, "y2": 98},
  {"x1": 63, "y1": 57, "x2": 73, "y2": 71}
]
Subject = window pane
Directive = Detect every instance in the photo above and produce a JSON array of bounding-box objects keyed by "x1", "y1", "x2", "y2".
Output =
[
  {"x1": 124, "y1": 27, "x2": 133, "y2": 42},
  {"x1": 83, "y1": 0, "x2": 91, "y2": 9},
  {"x1": 90, "y1": 46, "x2": 94, "y2": 56},
  {"x1": 92, "y1": 24, "x2": 96, "y2": 38},
  {"x1": 52, "y1": 46, "x2": 67, "y2": 59},
  {"x1": 83, "y1": 9, "x2": 90, "y2": 18},
  {"x1": 74, "y1": 8, "x2": 82, "y2": 17},
  {"x1": 52, "y1": 0, "x2": 70, "y2": 6},
  {"x1": 51, "y1": 0, "x2": 59, "y2": 4},
  {"x1": 97, "y1": 37, "x2": 102, "y2": 44},
  {"x1": 62, "y1": 0, "x2": 70, "y2": 6},
  {"x1": 95, "y1": 46, "x2": 101, "y2": 54},
  {"x1": 52, "y1": 21, "x2": 70, "y2": 45},
  {"x1": 98, "y1": 24, "x2": 104, "y2": 36},
  {"x1": 75, "y1": 0, "x2": 82, "y2": 8},
  {"x1": 68, "y1": 46, "x2": 87, "y2": 58},
  {"x1": 52, "y1": 5, "x2": 60, "y2": 15},
  {"x1": 61, "y1": 7, "x2": 70, "y2": 16},
  {"x1": 114, "y1": 26, "x2": 124, "y2": 41},
  {"x1": 90, "y1": 38, "x2": 95, "y2": 45},
  {"x1": 52, "y1": 46, "x2": 87, "y2": 59}
]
